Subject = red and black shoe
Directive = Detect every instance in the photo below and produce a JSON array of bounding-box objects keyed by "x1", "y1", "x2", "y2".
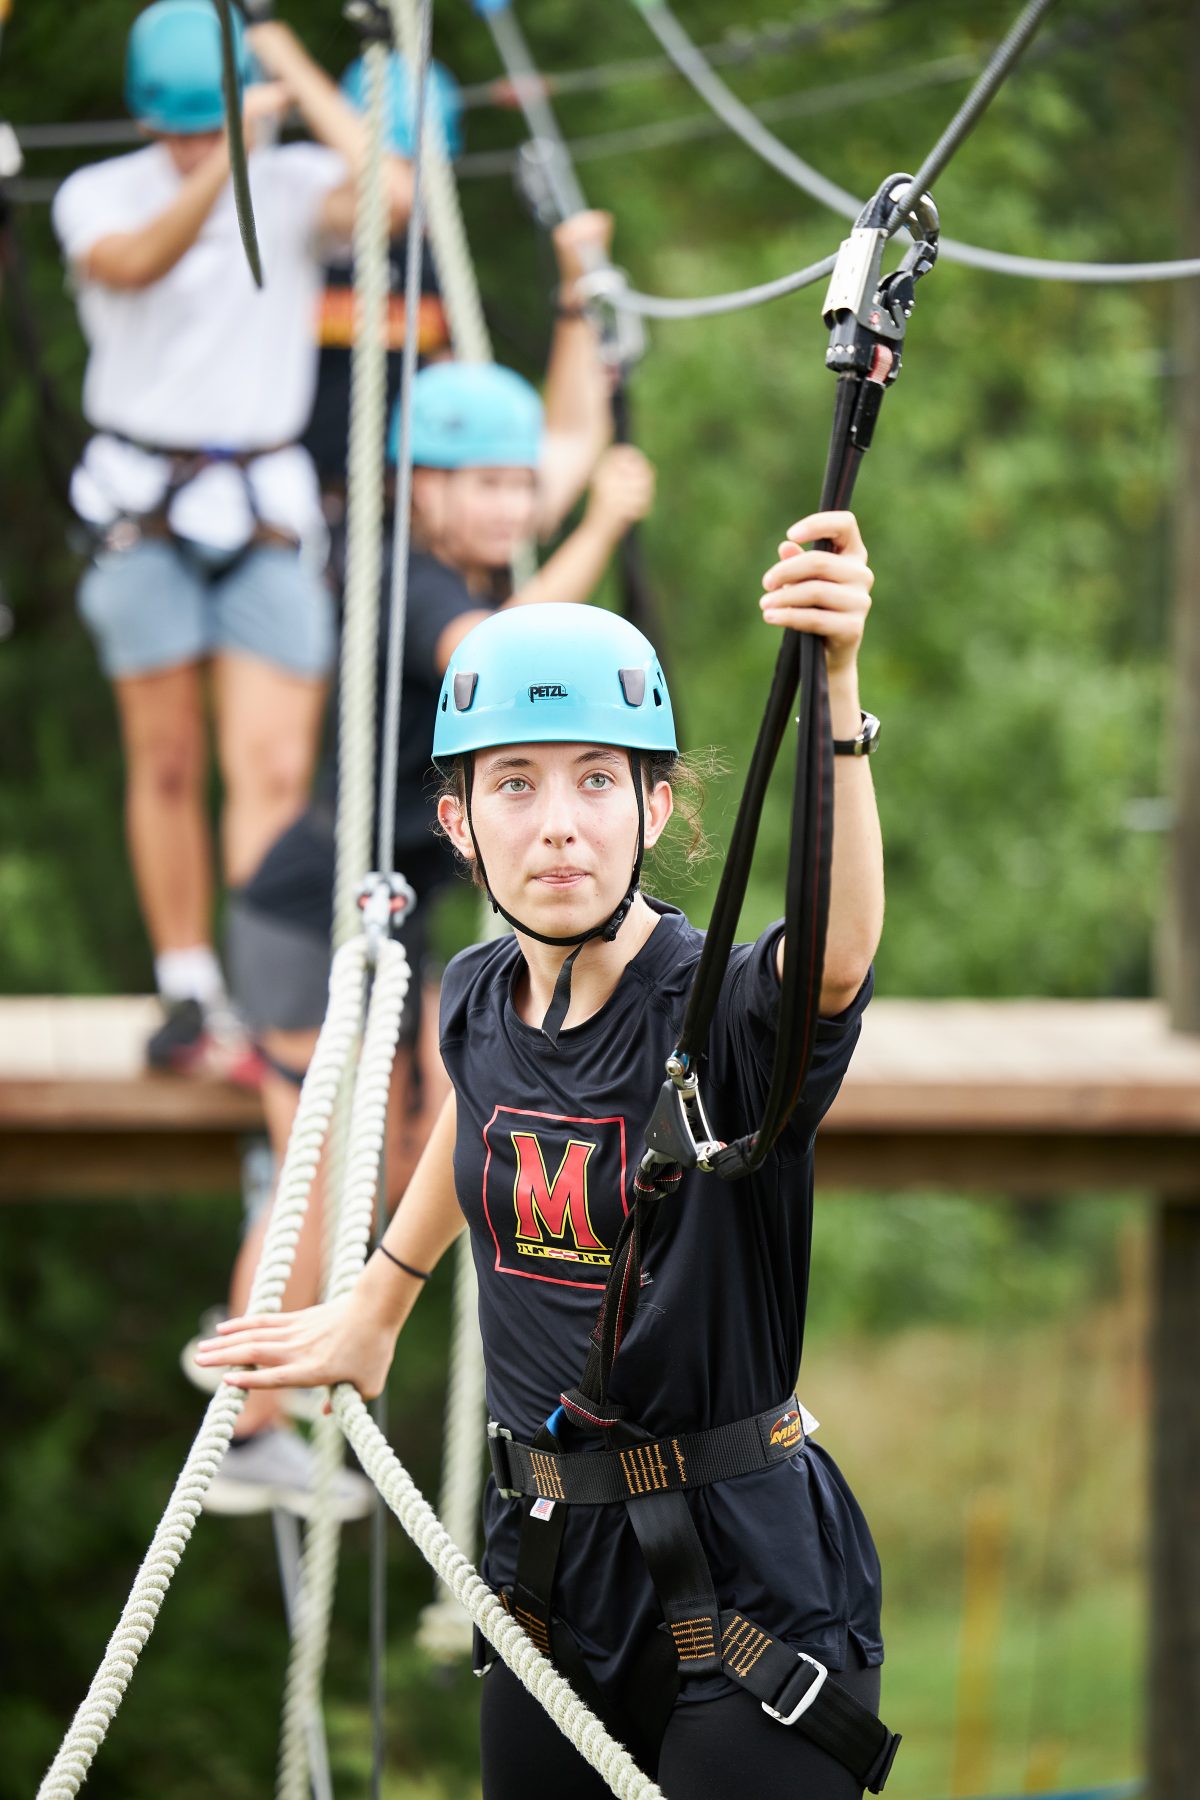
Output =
[{"x1": 146, "y1": 998, "x2": 265, "y2": 1089}]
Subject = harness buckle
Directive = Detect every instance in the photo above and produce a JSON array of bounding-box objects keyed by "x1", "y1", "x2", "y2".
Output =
[
  {"x1": 487, "y1": 1421, "x2": 520, "y2": 1499},
  {"x1": 762, "y1": 1651, "x2": 829, "y2": 1727}
]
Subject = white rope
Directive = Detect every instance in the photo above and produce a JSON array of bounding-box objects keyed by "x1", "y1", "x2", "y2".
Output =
[
  {"x1": 415, "y1": 1231, "x2": 485, "y2": 1659},
  {"x1": 36, "y1": 940, "x2": 369, "y2": 1800},
  {"x1": 333, "y1": 38, "x2": 391, "y2": 950},
  {"x1": 334, "y1": 1388, "x2": 664, "y2": 1799},
  {"x1": 313, "y1": 941, "x2": 662, "y2": 1799},
  {"x1": 390, "y1": 0, "x2": 491, "y2": 364},
  {"x1": 279, "y1": 41, "x2": 393, "y2": 1793},
  {"x1": 277, "y1": 943, "x2": 412, "y2": 1800}
]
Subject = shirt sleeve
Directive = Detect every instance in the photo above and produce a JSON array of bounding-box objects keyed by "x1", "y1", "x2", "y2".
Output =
[
  {"x1": 399, "y1": 555, "x2": 488, "y2": 685},
  {"x1": 271, "y1": 143, "x2": 350, "y2": 247},
  {"x1": 52, "y1": 164, "x2": 146, "y2": 265},
  {"x1": 708, "y1": 923, "x2": 873, "y2": 1159}
]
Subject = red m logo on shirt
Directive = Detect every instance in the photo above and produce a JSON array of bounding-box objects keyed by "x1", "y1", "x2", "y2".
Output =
[
  {"x1": 481, "y1": 1107, "x2": 629, "y2": 1289},
  {"x1": 511, "y1": 1133, "x2": 602, "y2": 1253}
]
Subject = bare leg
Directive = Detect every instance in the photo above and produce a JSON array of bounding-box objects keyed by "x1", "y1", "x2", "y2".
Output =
[
  {"x1": 231, "y1": 1030, "x2": 322, "y2": 1436},
  {"x1": 113, "y1": 663, "x2": 211, "y2": 955},
  {"x1": 212, "y1": 650, "x2": 326, "y2": 887}
]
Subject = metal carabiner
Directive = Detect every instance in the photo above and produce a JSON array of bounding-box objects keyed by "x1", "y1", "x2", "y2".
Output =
[
  {"x1": 574, "y1": 264, "x2": 648, "y2": 375},
  {"x1": 822, "y1": 171, "x2": 940, "y2": 383}
]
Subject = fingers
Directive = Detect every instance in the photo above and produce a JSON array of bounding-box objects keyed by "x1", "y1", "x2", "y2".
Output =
[
  {"x1": 785, "y1": 511, "x2": 867, "y2": 559},
  {"x1": 759, "y1": 583, "x2": 869, "y2": 623},
  {"x1": 761, "y1": 549, "x2": 873, "y2": 593}
]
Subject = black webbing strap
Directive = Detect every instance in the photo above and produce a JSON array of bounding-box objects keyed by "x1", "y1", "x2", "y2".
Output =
[
  {"x1": 623, "y1": 1463, "x2": 901, "y2": 1792},
  {"x1": 489, "y1": 1397, "x2": 807, "y2": 1505}
]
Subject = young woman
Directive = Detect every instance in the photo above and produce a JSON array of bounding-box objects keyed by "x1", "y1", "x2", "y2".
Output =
[
  {"x1": 193, "y1": 336, "x2": 655, "y2": 1516},
  {"x1": 52, "y1": 2, "x2": 410, "y2": 1076},
  {"x1": 197, "y1": 510, "x2": 894, "y2": 1797}
]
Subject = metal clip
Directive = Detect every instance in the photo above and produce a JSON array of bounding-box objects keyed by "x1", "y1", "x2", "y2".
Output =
[
  {"x1": 822, "y1": 171, "x2": 939, "y2": 383},
  {"x1": 575, "y1": 264, "x2": 647, "y2": 375},
  {"x1": 487, "y1": 1421, "x2": 520, "y2": 1498},
  {"x1": 355, "y1": 871, "x2": 417, "y2": 965},
  {"x1": 641, "y1": 1053, "x2": 724, "y2": 1173},
  {"x1": 343, "y1": 0, "x2": 393, "y2": 45}
]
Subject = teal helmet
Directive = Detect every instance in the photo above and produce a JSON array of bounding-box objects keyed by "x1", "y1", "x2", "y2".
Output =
[
  {"x1": 126, "y1": 0, "x2": 249, "y2": 135},
  {"x1": 340, "y1": 52, "x2": 463, "y2": 159},
  {"x1": 434, "y1": 603, "x2": 676, "y2": 768},
  {"x1": 434, "y1": 606, "x2": 677, "y2": 1009},
  {"x1": 394, "y1": 362, "x2": 543, "y2": 470}
]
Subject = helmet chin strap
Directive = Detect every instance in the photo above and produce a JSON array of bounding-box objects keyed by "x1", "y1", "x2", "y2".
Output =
[{"x1": 464, "y1": 751, "x2": 646, "y2": 1046}]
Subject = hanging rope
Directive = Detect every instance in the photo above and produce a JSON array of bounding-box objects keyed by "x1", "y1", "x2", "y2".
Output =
[
  {"x1": 278, "y1": 944, "x2": 413, "y2": 1800},
  {"x1": 36, "y1": 939, "x2": 371, "y2": 1800},
  {"x1": 632, "y1": 0, "x2": 1200, "y2": 285}
]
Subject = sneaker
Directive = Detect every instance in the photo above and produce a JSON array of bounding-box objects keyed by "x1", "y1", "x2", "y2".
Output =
[
  {"x1": 182, "y1": 1309, "x2": 325, "y2": 1425},
  {"x1": 203, "y1": 1425, "x2": 375, "y2": 1521},
  {"x1": 146, "y1": 997, "x2": 264, "y2": 1089}
]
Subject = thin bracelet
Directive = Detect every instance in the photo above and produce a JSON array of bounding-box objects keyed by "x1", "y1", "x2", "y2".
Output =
[{"x1": 375, "y1": 1243, "x2": 431, "y2": 1281}]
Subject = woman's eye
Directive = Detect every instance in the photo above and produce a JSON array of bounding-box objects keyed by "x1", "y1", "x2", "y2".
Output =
[
  {"x1": 498, "y1": 777, "x2": 529, "y2": 794},
  {"x1": 583, "y1": 772, "x2": 614, "y2": 790}
]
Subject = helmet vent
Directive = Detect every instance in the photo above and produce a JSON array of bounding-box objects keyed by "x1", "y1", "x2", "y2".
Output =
[
  {"x1": 652, "y1": 687, "x2": 663, "y2": 707},
  {"x1": 618, "y1": 668, "x2": 646, "y2": 707},
  {"x1": 453, "y1": 672, "x2": 478, "y2": 712}
]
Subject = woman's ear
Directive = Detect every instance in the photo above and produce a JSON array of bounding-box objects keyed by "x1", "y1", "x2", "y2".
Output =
[
  {"x1": 642, "y1": 779, "x2": 675, "y2": 853},
  {"x1": 437, "y1": 792, "x2": 475, "y2": 861}
]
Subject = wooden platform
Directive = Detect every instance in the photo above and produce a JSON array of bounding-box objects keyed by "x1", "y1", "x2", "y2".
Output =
[{"x1": 3, "y1": 995, "x2": 1200, "y2": 1198}]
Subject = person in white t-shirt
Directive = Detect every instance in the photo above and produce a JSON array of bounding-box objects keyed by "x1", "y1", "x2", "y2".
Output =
[{"x1": 53, "y1": 1, "x2": 410, "y2": 1088}]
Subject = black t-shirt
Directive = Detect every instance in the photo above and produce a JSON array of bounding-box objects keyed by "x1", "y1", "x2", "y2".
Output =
[
  {"x1": 439, "y1": 899, "x2": 883, "y2": 1700},
  {"x1": 240, "y1": 549, "x2": 488, "y2": 932},
  {"x1": 302, "y1": 235, "x2": 448, "y2": 483}
]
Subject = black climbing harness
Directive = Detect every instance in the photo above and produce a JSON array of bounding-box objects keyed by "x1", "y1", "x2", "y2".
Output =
[{"x1": 481, "y1": 173, "x2": 939, "y2": 1792}]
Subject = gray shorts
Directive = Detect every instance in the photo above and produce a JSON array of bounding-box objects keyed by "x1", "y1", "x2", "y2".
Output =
[{"x1": 78, "y1": 539, "x2": 336, "y2": 680}]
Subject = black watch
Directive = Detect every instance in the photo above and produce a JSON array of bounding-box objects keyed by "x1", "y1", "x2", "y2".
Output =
[{"x1": 832, "y1": 711, "x2": 881, "y2": 757}]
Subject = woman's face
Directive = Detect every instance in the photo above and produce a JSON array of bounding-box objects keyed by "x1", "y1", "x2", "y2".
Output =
[
  {"x1": 439, "y1": 743, "x2": 673, "y2": 939},
  {"x1": 414, "y1": 466, "x2": 538, "y2": 572}
]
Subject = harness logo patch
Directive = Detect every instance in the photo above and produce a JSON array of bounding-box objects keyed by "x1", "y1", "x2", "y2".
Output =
[
  {"x1": 528, "y1": 683, "x2": 568, "y2": 700},
  {"x1": 767, "y1": 1407, "x2": 804, "y2": 1455},
  {"x1": 481, "y1": 1106, "x2": 628, "y2": 1288}
]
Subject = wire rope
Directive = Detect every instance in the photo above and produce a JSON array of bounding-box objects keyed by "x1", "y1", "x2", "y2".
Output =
[{"x1": 632, "y1": 0, "x2": 1200, "y2": 284}]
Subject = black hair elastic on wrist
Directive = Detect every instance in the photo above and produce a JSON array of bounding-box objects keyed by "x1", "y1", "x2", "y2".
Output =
[{"x1": 376, "y1": 1243, "x2": 431, "y2": 1281}]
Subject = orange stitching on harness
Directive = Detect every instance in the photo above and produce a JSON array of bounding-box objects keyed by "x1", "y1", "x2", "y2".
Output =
[
  {"x1": 514, "y1": 1604, "x2": 552, "y2": 1653},
  {"x1": 671, "y1": 1616, "x2": 717, "y2": 1661},
  {"x1": 619, "y1": 1442, "x2": 670, "y2": 1495},
  {"x1": 529, "y1": 1450, "x2": 566, "y2": 1501},
  {"x1": 722, "y1": 1615, "x2": 771, "y2": 1678}
]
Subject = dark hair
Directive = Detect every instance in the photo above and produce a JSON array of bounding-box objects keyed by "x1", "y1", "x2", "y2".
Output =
[{"x1": 432, "y1": 747, "x2": 723, "y2": 895}]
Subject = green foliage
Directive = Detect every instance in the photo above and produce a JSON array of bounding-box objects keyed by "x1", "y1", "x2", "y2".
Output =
[{"x1": 0, "y1": 0, "x2": 1186, "y2": 1791}]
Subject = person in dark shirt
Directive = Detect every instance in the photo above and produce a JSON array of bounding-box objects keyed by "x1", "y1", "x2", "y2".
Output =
[
  {"x1": 199, "y1": 508, "x2": 892, "y2": 1798},
  {"x1": 190, "y1": 214, "x2": 657, "y2": 1518},
  {"x1": 302, "y1": 49, "x2": 462, "y2": 500}
]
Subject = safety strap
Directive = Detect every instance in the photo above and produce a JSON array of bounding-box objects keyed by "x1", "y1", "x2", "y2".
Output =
[
  {"x1": 494, "y1": 1402, "x2": 901, "y2": 1791},
  {"x1": 489, "y1": 1397, "x2": 808, "y2": 1505}
]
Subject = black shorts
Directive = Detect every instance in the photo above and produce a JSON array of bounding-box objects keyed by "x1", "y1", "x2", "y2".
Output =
[{"x1": 226, "y1": 803, "x2": 436, "y2": 1044}]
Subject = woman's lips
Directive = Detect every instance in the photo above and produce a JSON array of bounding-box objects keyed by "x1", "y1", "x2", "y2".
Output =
[{"x1": 534, "y1": 870, "x2": 589, "y2": 888}]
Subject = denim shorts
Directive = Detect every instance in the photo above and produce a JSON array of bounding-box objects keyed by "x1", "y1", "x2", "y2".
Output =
[{"x1": 78, "y1": 538, "x2": 336, "y2": 680}]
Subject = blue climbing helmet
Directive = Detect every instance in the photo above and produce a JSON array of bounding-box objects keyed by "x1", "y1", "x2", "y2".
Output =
[
  {"x1": 434, "y1": 607, "x2": 678, "y2": 1029},
  {"x1": 393, "y1": 362, "x2": 544, "y2": 470},
  {"x1": 433, "y1": 603, "x2": 677, "y2": 767},
  {"x1": 340, "y1": 51, "x2": 464, "y2": 159},
  {"x1": 126, "y1": 0, "x2": 249, "y2": 135}
]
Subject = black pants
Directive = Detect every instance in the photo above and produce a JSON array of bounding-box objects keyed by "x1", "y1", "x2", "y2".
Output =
[{"x1": 479, "y1": 1646, "x2": 883, "y2": 1800}]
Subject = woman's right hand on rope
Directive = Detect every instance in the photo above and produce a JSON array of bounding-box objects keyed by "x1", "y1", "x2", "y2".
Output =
[
  {"x1": 584, "y1": 444, "x2": 656, "y2": 539},
  {"x1": 194, "y1": 1296, "x2": 400, "y2": 1403}
]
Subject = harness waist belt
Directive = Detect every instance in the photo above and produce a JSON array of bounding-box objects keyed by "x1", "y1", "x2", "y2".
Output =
[{"x1": 488, "y1": 1397, "x2": 807, "y2": 1505}]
